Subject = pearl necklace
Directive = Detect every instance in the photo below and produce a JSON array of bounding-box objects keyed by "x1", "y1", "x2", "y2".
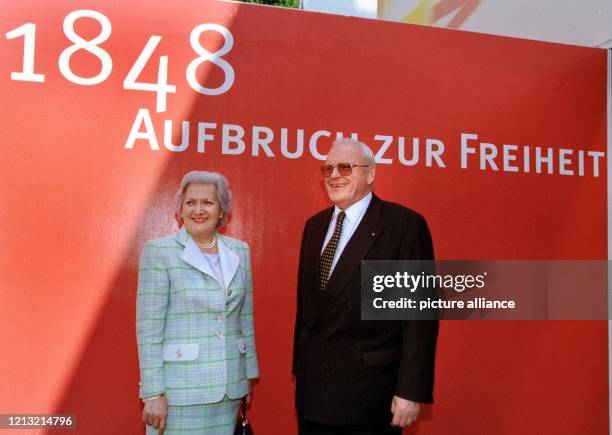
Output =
[{"x1": 196, "y1": 235, "x2": 216, "y2": 249}]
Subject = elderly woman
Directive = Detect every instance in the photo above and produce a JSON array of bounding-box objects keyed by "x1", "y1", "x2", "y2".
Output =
[{"x1": 136, "y1": 171, "x2": 258, "y2": 434}]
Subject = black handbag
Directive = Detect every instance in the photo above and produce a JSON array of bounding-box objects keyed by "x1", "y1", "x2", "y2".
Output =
[{"x1": 234, "y1": 397, "x2": 253, "y2": 435}]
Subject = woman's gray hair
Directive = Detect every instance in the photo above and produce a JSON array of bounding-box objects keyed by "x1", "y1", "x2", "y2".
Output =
[
  {"x1": 174, "y1": 171, "x2": 232, "y2": 228},
  {"x1": 331, "y1": 138, "x2": 376, "y2": 166}
]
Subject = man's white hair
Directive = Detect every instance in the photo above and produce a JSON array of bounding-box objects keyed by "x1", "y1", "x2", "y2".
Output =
[{"x1": 331, "y1": 138, "x2": 376, "y2": 166}]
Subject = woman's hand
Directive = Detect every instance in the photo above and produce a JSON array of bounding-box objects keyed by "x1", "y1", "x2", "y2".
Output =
[
  {"x1": 246, "y1": 380, "x2": 252, "y2": 405},
  {"x1": 142, "y1": 395, "x2": 168, "y2": 434}
]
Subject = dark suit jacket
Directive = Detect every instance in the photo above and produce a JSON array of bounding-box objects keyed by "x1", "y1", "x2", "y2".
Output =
[{"x1": 293, "y1": 194, "x2": 438, "y2": 425}]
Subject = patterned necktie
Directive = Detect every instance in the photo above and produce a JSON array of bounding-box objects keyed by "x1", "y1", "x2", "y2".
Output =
[{"x1": 320, "y1": 211, "x2": 346, "y2": 290}]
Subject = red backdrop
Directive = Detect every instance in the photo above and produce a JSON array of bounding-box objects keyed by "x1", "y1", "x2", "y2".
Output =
[{"x1": 0, "y1": 1, "x2": 607, "y2": 434}]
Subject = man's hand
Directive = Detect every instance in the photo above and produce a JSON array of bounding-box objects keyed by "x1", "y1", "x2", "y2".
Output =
[
  {"x1": 143, "y1": 395, "x2": 168, "y2": 434},
  {"x1": 390, "y1": 396, "x2": 420, "y2": 428}
]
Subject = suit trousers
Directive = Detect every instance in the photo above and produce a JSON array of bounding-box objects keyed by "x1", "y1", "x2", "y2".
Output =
[{"x1": 298, "y1": 413, "x2": 402, "y2": 435}]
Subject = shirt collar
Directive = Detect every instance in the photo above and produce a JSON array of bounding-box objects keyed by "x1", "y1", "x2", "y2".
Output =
[{"x1": 333, "y1": 191, "x2": 372, "y2": 223}]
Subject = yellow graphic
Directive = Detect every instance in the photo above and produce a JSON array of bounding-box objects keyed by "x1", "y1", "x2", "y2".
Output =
[
  {"x1": 379, "y1": 0, "x2": 481, "y2": 29},
  {"x1": 402, "y1": 0, "x2": 434, "y2": 25}
]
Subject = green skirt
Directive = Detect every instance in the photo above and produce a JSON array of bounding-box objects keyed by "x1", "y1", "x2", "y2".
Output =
[{"x1": 146, "y1": 396, "x2": 240, "y2": 435}]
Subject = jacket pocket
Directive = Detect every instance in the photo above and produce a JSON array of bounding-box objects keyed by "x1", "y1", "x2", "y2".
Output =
[
  {"x1": 162, "y1": 343, "x2": 200, "y2": 361},
  {"x1": 236, "y1": 337, "x2": 247, "y2": 354},
  {"x1": 362, "y1": 348, "x2": 400, "y2": 368}
]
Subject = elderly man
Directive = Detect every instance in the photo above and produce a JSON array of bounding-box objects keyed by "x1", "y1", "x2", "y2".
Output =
[{"x1": 293, "y1": 138, "x2": 438, "y2": 434}]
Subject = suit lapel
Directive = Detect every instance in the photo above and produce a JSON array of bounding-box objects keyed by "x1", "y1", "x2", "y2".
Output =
[
  {"x1": 176, "y1": 227, "x2": 239, "y2": 288},
  {"x1": 313, "y1": 208, "x2": 333, "y2": 259},
  {"x1": 179, "y1": 231, "x2": 217, "y2": 280},
  {"x1": 217, "y1": 234, "x2": 240, "y2": 288}
]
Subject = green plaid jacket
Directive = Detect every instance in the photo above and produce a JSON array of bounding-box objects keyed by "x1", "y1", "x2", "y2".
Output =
[{"x1": 136, "y1": 227, "x2": 259, "y2": 405}]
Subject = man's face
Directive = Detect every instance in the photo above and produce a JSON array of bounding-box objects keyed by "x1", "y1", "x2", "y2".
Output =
[{"x1": 324, "y1": 144, "x2": 375, "y2": 210}]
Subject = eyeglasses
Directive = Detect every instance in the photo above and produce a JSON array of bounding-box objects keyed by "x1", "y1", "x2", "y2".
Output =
[{"x1": 320, "y1": 162, "x2": 371, "y2": 178}]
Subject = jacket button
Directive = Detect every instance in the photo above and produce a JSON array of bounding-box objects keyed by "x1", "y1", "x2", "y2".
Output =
[
  {"x1": 216, "y1": 333, "x2": 224, "y2": 338},
  {"x1": 347, "y1": 301, "x2": 352, "y2": 309}
]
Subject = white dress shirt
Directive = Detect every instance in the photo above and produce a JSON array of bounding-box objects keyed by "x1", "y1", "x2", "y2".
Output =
[
  {"x1": 202, "y1": 251, "x2": 226, "y2": 301},
  {"x1": 321, "y1": 192, "x2": 372, "y2": 275}
]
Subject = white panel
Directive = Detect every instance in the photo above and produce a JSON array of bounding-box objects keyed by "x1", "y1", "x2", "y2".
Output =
[
  {"x1": 464, "y1": 0, "x2": 612, "y2": 47},
  {"x1": 377, "y1": 0, "x2": 612, "y2": 48},
  {"x1": 303, "y1": 0, "x2": 377, "y2": 18}
]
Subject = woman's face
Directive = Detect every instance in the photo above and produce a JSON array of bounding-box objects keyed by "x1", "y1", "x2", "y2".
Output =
[{"x1": 181, "y1": 183, "x2": 222, "y2": 240}]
